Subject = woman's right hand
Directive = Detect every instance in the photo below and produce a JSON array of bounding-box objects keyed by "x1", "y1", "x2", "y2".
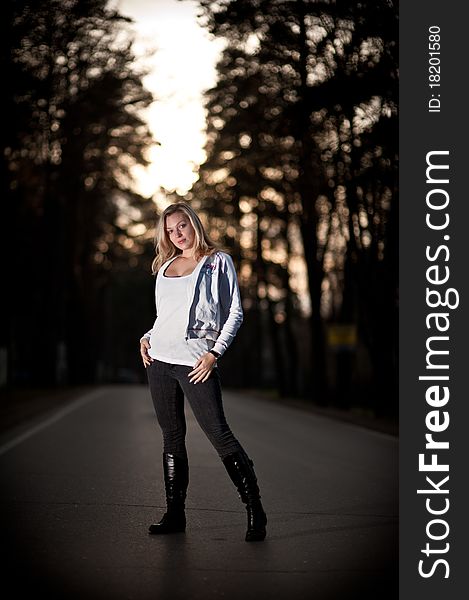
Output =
[{"x1": 140, "y1": 338, "x2": 154, "y2": 368}]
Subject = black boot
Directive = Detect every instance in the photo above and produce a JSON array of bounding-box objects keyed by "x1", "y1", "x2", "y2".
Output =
[
  {"x1": 148, "y1": 453, "x2": 189, "y2": 535},
  {"x1": 222, "y1": 451, "x2": 267, "y2": 542}
]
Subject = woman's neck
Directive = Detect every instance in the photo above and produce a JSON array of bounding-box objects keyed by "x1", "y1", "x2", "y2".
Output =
[{"x1": 180, "y1": 249, "x2": 198, "y2": 260}]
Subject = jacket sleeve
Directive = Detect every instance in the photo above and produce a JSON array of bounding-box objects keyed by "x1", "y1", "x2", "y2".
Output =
[
  {"x1": 139, "y1": 328, "x2": 153, "y2": 344},
  {"x1": 211, "y1": 254, "x2": 244, "y2": 357}
]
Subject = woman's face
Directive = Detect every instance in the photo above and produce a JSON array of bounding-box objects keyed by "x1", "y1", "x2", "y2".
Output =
[{"x1": 165, "y1": 211, "x2": 196, "y2": 252}]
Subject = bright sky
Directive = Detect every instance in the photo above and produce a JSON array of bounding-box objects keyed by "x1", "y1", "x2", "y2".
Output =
[{"x1": 113, "y1": 0, "x2": 225, "y2": 199}]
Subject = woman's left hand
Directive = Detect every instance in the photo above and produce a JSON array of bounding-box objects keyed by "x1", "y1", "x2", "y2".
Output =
[{"x1": 188, "y1": 352, "x2": 217, "y2": 384}]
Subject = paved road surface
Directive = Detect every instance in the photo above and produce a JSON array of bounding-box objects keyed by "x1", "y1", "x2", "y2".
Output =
[{"x1": 0, "y1": 385, "x2": 397, "y2": 599}]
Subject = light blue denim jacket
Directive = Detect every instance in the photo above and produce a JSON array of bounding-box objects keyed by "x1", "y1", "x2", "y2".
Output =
[{"x1": 140, "y1": 251, "x2": 243, "y2": 358}]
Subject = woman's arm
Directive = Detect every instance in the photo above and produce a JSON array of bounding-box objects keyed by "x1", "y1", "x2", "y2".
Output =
[
  {"x1": 140, "y1": 275, "x2": 159, "y2": 344},
  {"x1": 211, "y1": 254, "x2": 244, "y2": 357}
]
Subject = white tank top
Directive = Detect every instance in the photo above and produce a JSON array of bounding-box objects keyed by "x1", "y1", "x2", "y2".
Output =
[{"x1": 148, "y1": 258, "x2": 212, "y2": 366}]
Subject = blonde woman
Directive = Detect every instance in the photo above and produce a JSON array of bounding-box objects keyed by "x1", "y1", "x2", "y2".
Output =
[{"x1": 139, "y1": 202, "x2": 267, "y2": 542}]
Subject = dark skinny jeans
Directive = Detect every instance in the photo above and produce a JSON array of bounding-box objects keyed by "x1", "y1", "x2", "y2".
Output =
[{"x1": 146, "y1": 359, "x2": 245, "y2": 460}]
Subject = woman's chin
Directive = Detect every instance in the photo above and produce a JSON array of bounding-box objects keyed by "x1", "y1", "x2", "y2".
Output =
[{"x1": 178, "y1": 242, "x2": 194, "y2": 252}]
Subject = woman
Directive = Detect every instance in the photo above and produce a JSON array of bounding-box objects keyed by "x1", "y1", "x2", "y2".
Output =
[{"x1": 139, "y1": 201, "x2": 267, "y2": 542}]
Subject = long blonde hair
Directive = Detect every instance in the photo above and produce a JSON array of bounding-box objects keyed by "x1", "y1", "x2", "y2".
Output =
[{"x1": 151, "y1": 202, "x2": 223, "y2": 274}]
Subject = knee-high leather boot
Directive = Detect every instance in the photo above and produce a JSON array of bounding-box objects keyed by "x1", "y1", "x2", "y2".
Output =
[
  {"x1": 148, "y1": 453, "x2": 189, "y2": 534},
  {"x1": 222, "y1": 451, "x2": 267, "y2": 542}
]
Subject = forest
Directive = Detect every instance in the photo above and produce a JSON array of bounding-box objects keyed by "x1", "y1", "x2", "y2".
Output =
[{"x1": 2, "y1": 0, "x2": 398, "y2": 418}]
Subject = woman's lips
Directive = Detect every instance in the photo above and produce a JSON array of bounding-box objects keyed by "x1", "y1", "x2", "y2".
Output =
[{"x1": 178, "y1": 239, "x2": 186, "y2": 244}]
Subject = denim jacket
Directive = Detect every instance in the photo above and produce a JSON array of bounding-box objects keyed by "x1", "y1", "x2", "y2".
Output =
[{"x1": 140, "y1": 251, "x2": 243, "y2": 358}]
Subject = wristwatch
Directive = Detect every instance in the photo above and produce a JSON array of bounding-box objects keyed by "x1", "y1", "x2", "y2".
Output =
[{"x1": 209, "y1": 350, "x2": 220, "y2": 359}]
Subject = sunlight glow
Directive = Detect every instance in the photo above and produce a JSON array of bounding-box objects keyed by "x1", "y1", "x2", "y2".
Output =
[{"x1": 114, "y1": 0, "x2": 225, "y2": 198}]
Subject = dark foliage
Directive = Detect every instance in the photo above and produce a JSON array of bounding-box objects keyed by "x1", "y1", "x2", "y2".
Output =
[
  {"x1": 2, "y1": 0, "x2": 158, "y2": 385},
  {"x1": 191, "y1": 0, "x2": 398, "y2": 414}
]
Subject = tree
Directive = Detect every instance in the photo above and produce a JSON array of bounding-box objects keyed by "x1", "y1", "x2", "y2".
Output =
[
  {"x1": 2, "y1": 0, "x2": 157, "y2": 385},
  {"x1": 193, "y1": 0, "x2": 398, "y2": 412}
]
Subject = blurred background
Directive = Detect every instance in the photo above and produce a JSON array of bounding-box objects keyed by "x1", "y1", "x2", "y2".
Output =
[{"x1": 1, "y1": 0, "x2": 398, "y2": 422}]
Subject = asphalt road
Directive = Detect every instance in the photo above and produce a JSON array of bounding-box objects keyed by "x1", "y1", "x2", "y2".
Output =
[{"x1": 0, "y1": 385, "x2": 397, "y2": 600}]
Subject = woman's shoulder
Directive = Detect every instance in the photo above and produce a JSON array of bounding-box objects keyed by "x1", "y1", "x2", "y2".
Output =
[
  {"x1": 208, "y1": 250, "x2": 236, "y2": 269},
  {"x1": 155, "y1": 254, "x2": 178, "y2": 277},
  {"x1": 209, "y1": 250, "x2": 232, "y2": 261}
]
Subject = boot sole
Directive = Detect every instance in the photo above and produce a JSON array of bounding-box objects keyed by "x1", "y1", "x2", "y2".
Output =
[
  {"x1": 148, "y1": 520, "x2": 186, "y2": 535},
  {"x1": 245, "y1": 531, "x2": 266, "y2": 542},
  {"x1": 148, "y1": 527, "x2": 186, "y2": 535}
]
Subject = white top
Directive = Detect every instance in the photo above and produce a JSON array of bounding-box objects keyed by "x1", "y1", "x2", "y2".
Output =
[
  {"x1": 141, "y1": 251, "x2": 244, "y2": 359},
  {"x1": 147, "y1": 258, "x2": 213, "y2": 366}
]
